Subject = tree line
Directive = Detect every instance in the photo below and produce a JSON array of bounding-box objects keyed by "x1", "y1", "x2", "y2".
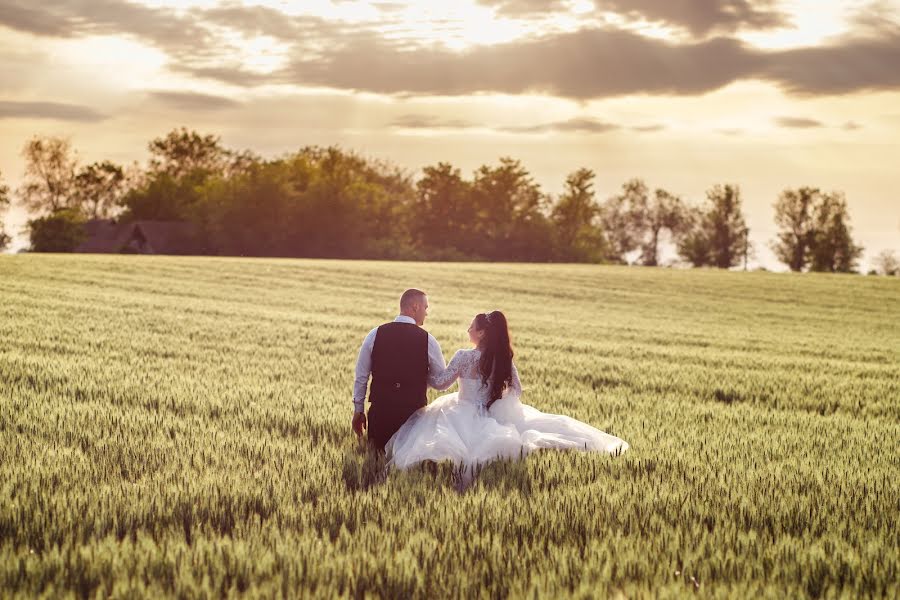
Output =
[{"x1": 1, "y1": 128, "x2": 893, "y2": 274}]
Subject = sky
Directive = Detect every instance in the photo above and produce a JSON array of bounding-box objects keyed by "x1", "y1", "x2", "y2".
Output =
[{"x1": 1, "y1": 0, "x2": 899, "y2": 268}]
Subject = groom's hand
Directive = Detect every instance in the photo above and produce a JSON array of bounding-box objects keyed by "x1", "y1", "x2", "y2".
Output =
[{"x1": 352, "y1": 411, "x2": 367, "y2": 437}]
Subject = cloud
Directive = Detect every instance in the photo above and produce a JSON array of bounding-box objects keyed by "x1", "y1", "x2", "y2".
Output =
[
  {"x1": 390, "y1": 114, "x2": 479, "y2": 129},
  {"x1": 843, "y1": 121, "x2": 863, "y2": 130},
  {"x1": 594, "y1": 0, "x2": 790, "y2": 36},
  {"x1": 0, "y1": 0, "x2": 212, "y2": 58},
  {"x1": 477, "y1": 0, "x2": 570, "y2": 16},
  {"x1": 761, "y1": 33, "x2": 900, "y2": 95},
  {"x1": 272, "y1": 25, "x2": 900, "y2": 100},
  {"x1": 774, "y1": 116, "x2": 824, "y2": 128},
  {"x1": 390, "y1": 114, "x2": 621, "y2": 134},
  {"x1": 632, "y1": 124, "x2": 666, "y2": 132},
  {"x1": 500, "y1": 117, "x2": 620, "y2": 133},
  {"x1": 0, "y1": 100, "x2": 106, "y2": 122},
  {"x1": 148, "y1": 91, "x2": 241, "y2": 111},
  {"x1": 4, "y1": 1, "x2": 899, "y2": 103},
  {"x1": 199, "y1": 4, "x2": 341, "y2": 40},
  {"x1": 477, "y1": 0, "x2": 790, "y2": 35},
  {"x1": 279, "y1": 28, "x2": 763, "y2": 99}
]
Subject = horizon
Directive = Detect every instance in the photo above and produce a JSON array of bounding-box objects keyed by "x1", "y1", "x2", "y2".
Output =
[{"x1": 1, "y1": 0, "x2": 899, "y2": 270}]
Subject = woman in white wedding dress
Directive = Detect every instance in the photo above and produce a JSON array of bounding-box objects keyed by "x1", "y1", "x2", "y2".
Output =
[{"x1": 385, "y1": 311, "x2": 628, "y2": 471}]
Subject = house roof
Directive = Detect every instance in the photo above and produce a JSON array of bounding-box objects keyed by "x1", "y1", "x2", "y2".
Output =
[{"x1": 74, "y1": 219, "x2": 205, "y2": 255}]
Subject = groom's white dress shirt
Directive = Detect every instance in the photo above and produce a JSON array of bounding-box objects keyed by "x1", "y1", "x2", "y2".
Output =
[{"x1": 353, "y1": 315, "x2": 447, "y2": 413}]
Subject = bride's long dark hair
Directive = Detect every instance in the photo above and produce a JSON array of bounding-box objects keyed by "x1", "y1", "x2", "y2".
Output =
[{"x1": 475, "y1": 310, "x2": 514, "y2": 409}]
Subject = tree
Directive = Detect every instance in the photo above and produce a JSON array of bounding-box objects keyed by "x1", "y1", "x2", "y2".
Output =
[
  {"x1": 639, "y1": 188, "x2": 686, "y2": 267},
  {"x1": 74, "y1": 161, "x2": 125, "y2": 219},
  {"x1": 808, "y1": 192, "x2": 863, "y2": 273},
  {"x1": 470, "y1": 158, "x2": 552, "y2": 261},
  {"x1": 602, "y1": 179, "x2": 687, "y2": 265},
  {"x1": 27, "y1": 209, "x2": 85, "y2": 252},
  {"x1": 0, "y1": 169, "x2": 10, "y2": 250},
  {"x1": 601, "y1": 179, "x2": 647, "y2": 263},
  {"x1": 676, "y1": 184, "x2": 749, "y2": 269},
  {"x1": 675, "y1": 205, "x2": 713, "y2": 267},
  {"x1": 873, "y1": 250, "x2": 899, "y2": 276},
  {"x1": 411, "y1": 162, "x2": 477, "y2": 257},
  {"x1": 771, "y1": 187, "x2": 819, "y2": 271},
  {"x1": 706, "y1": 184, "x2": 749, "y2": 269},
  {"x1": 551, "y1": 168, "x2": 606, "y2": 262},
  {"x1": 148, "y1": 127, "x2": 231, "y2": 180},
  {"x1": 18, "y1": 136, "x2": 78, "y2": 215}
]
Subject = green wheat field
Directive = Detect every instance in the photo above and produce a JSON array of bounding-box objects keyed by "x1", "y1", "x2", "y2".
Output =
[{"x1": 1, "y1": 254, "x2": 898, "y2": 598}]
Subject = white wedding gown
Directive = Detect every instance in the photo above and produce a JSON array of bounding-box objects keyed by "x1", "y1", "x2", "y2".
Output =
[{"x1": 385, "y1": 348, "x2": 629, "y2": 470}]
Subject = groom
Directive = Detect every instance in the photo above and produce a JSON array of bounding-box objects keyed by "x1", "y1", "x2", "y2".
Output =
[{"x1": 352, "y1": 289, "x2": 447, "y2": 451}]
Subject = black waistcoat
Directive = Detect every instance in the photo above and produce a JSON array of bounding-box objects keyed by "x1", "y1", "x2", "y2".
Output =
[
  {"x1": 366, "y1": 322, "x2": 429, "y2": 450},
  {"x1": 368, "y1": 322, "x2": 428, "y2": 405}
]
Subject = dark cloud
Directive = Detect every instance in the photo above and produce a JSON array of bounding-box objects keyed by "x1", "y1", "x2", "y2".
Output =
[
  {"x1": 280, "y1": 28, "x2": 763, "y2": 98},
  {"x1": 272, "y1": 25, "x2": 900, "y2": 100},
  {"x1": 0, "y1": 0, "x2": 212, "y2": 58},
  {"x1": 0, "y1": 100, "x2": 106, "y2": 121},
  {"x1": 594, "y1": 0, "x2": 789, "y2": 36},
  {"x1": 3, "y1": 1, "x2": 899, "y2": 102},
  {"x1": 148, "y1": 91, "x2": 241, "y2": 111},
  {"x1": 774, "y1": 116, "x2": 824, "y2": 128},
  {"x1": 761, "y1": 33, "x2": 900, "y2": 95},
  {"x1": 843, "y1": 121, "x2": 863, "y2": 130}
]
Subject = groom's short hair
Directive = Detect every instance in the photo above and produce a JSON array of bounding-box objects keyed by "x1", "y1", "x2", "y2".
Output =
[{"x1": 400, "y1": 288, "x2": 426, "y2": 310}]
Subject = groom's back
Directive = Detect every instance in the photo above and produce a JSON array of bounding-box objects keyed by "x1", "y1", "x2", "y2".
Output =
[{"x1": 369, "y1": 322, "x2": 428, "y2": 405}]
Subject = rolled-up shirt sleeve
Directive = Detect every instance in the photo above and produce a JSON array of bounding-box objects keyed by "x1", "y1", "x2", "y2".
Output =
[{"x1": 352, "y1": 328, "x2": 378, "y2": 413}]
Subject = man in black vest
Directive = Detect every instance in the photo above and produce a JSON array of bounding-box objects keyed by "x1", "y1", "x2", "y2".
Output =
[{"x1": 352, "y1": 289, "x2": 447, "y2": 451}]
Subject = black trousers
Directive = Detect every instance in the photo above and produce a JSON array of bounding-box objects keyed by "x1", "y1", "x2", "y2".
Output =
[{"x1": 367, "y1": 397, "x2": 425, "y2": 452}]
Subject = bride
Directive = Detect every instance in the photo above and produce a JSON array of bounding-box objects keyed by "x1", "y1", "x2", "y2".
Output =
[{"x1": 385, "y1": 311, "x2": 629, "y2": 471}]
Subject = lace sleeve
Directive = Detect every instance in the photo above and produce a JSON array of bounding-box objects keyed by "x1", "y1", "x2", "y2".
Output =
[
  {"x1": 507, "y1": 360, "x2": 522, "y2": 400},
  {"x1": 429, "y1": 350, "x2": 464, "y2": 391}
]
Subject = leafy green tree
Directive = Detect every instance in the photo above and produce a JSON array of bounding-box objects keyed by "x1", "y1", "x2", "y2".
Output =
[
  {"x1": 74, "y1": 161, "x2": 125, "y2": 219},
  {"x1": 771, "y1": 187, "x2": 819, "y2": 271},
  {"x1": 551, "y1": 168, "x2": 606, "y2": 262},
  {"x1": 411, "y1": 162, "x2": 478, "y2": 258},
  {"x1": 19, "y1": 136, "x2": 78, "y2": 215},
  {"x1": 0, "y1": 169, "x2": 10, "y2": 250},
  {"x1": 122, "y1": 128, "x2": 254, "y2": 223},
  {"x1": 808, "y1": 192, "x2": 863, "y2": 273},
  {"x1": 676, "y1": 185, "x2": 749, "y2": 268},
  {"x1": 121, "y1": 172, "x2": 203, "y2": 221},
  {"x1": 471, "y1": 157, "x2": 554, "y2": 261},
  {"x1": 148, "y1": 127, "x2": 231, "y2": 180},
  {"x1": 200, "y1": 159, "x2": 299, "y2": 257},
  {"x1": 27, "y1": 209, "x2": 85, "y2": 252},
  {"x1": 199, "y1": 146, "x2": 414, "y2": 259}
]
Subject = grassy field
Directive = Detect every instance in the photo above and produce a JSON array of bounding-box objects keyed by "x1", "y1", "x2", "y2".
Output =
[{"x1": 1, "y1": 254, "x2": 898, "y2": 598}]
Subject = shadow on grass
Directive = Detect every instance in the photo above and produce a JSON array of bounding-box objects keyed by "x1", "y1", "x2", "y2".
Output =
[{"x1": 341, "y1": 442, "x2": 533, "y2": 495}]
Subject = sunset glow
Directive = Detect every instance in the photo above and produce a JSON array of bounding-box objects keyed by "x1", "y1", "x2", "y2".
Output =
[{"x1": 1, "y1": 0, "x2": 898, "y2": 266}]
